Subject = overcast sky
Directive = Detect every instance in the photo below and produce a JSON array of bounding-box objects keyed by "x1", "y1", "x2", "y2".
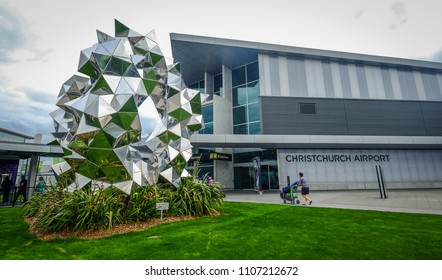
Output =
[{"x1": 1, "y1": 0, "x2": 442, "y2": 142}]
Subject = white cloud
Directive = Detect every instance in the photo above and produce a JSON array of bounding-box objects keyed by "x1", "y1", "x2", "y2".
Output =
[
  {"x1": 389, "y1": 2, "x2": 408, "y2": 29},
  {"x1": 1, "y1": 0, "x2": 442, "y2": 142},
  {"x1": 0, "y1": 86, "x2": 56, "y2": 137},
  {"x1": 0, "y1": 7, "x2": 27, "y2": 63}
]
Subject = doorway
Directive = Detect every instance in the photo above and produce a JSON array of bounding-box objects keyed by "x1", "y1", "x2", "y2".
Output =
[{"x1": 233, "y1": 163, "x2": 278, "y2": 190}]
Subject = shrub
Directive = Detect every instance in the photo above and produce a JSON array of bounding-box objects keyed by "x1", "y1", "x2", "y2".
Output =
[
  {"x1": 24, "y1": 185, "x2": 127, "y2": 233},
  {"x1": 174, "y1": 177, "x2": 224, "y2": 216},
  {"x1": 124, "y1": 184, "x2": 176, "y2": 222},
  {"x1": 23, "y1": 176, "x2": 224, "y2": 234}
]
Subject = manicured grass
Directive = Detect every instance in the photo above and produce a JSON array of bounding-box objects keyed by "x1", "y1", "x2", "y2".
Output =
[{"x1": 1, "y1": 202, "x2": 441, "y2": 260}]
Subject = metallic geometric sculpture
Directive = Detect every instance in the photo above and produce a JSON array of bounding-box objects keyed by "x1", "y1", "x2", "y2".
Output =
[{"x1": 50, "y1": 20, "x2": 205, "y2": 194}]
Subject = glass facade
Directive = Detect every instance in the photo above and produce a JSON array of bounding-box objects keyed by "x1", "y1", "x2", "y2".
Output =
[
  {"x1": 188, "y1": 60, "x2": 265, "y2": 190},
  {"x1": 199, "y1": 103, "x2": 213, "y2": 134},
  {"x1": 187, "y1": 148, "x2": 214, "y2": 180},
  {"x1": 232, "y1": 61, "x2": 260, "y2": 134},
  {"x1": 233, "y1": 149, "x2": 278, "y2": 190},
  {"x1": 214, "y1": 74, "x2": 222, "y2": 96}
]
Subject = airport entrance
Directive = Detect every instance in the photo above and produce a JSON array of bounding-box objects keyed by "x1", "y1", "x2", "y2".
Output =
[
  {"x1": 232, "y1": 149, "x2": 278, "y2": 190},
  {"x1": 233, "y1": 163, "x2": 278, "y2": 190}
]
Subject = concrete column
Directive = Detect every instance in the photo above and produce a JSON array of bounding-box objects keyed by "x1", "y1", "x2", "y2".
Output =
[
  {"x1": 214, "y1": 148, "x2": 234, "y2": 190},
  {"x1": 222, "y1": 65, "x2": 232, "y2": 101},
  {"x1": 27, "y1": 154, "x2": 39, "y2": 197},
  {"x1": 205, "y1": 72, "x2": 214, "y2": 98},
  {"x1": 213, "y1": 95, "x2": 232, "y2": 134}
]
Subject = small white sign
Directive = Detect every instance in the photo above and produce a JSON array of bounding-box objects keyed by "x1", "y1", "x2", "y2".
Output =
[{"x1": 156, "y1": 202, "x2": 169, "y2": 210}]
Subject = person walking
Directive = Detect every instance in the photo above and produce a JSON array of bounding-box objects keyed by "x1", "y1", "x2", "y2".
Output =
[
  {"x1": 1, "y1": 175, "x2": 13, "y2": 204},
  {"x1": 298, "y1": 172, "x2": 312, "y2": 205},
  {"x1": 12, "y1": 175, "x2": 28, "y2": 206}
]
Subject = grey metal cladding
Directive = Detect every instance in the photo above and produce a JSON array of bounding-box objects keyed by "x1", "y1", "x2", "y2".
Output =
[
  {"x1": 421, "y1": 72, "x2": 442, "y2": 101},
  {"x1": 261, "y1": 97, "x2": 442, "y2": 136},
  {"x1": 345, "y1": 100, "x2": 426, "y2": 135},
  {"x1": 397, "y1": 69, "x2": 419, "y2": 100},
  {"x1": 287, "y1": 57, "x2": 308, "y2": 97},
  {"x1": 322, "y1": 61, "x2": 335, "y2": 98},
  {"x1": 261, "y1": 97, "x2": 348, "y2": 135},
  {"x1": 356, "y1": 65, "x2": 369, "y2": 98},
  {"x1": 381, "y1": 67, "x2": 395, "y2": 99},
  {"x1": 269, "y1": 55, "x2": 281, "y2": 96},
  {"x1": 421, "y1": 102, "x2": 442, "y2": 135},
  {"x1": 339, "y1": 63, "x2": 352, "y2": 98}
]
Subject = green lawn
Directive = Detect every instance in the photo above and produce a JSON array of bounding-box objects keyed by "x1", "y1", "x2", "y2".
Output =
[{"x1": 1, "y1": 202, "x2": 441, "y2": 260}]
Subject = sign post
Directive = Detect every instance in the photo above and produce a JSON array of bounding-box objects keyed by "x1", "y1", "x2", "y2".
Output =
[{"x1": 156, "y1": 202, "x2": 169, "y2": 219}]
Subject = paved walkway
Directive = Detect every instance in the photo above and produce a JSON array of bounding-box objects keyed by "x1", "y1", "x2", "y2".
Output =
[
  {"x1": 3, "y1": 189, "x2": 442, "y2": 215},
  {"x1": 224, "y1": 189, "x2": 442, "y2": 215}
]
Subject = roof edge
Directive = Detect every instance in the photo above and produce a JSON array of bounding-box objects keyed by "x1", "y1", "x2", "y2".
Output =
[
  {"x1": 0, "y1": 127, "x2": 34, "y2": 139},
  {"x1": 170, "y1": 33, "x2": 442, "y2": 71}
]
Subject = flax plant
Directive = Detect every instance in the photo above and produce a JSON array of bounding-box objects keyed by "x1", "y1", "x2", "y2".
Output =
[{"x1": 23, "y1": 160, "x2": 224, "y2": 234}]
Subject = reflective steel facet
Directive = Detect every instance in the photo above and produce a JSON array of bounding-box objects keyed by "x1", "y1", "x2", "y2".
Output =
[{"x1": 51, "y1": 20, "x2": 204, "y2": 194}]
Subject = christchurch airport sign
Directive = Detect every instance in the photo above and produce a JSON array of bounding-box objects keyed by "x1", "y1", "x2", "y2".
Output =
[
  {"x1": 278, "y1": 148, "x2": 442, "y2": 184},
  {"x1": 285, "y1": 154, "x2": 391, "y2": 163}
]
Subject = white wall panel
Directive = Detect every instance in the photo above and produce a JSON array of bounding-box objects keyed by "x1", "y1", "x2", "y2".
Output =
[
  {"x1": 278, "y1": 56, "x2": 290, "y2": 96},
  {"x1": 278, "y1": 149, "x2": 442, "y2": 185},
  {"x1": 314, "y1": 61, "x2": 326, "y2": 97},
  {"x1": 389, "y1": 68, "x2": 403, "y2": 100},
  {"x1": 370, "y1": 66, "x2": 386, "y2": 99},
  {"x1": 424, "y1": 151, "x2": 437, "y2": 181},
  {"x1": 259, "y1": 54, "x2": 271, "y2": 96},
  {"x1": 269, "y1": 56, "x2": 281, "y2": 96},
  {"x1": 330, "y1": 62, "x2": 343, "y2": 98},
  {"x1": 365, "y1": 66, "x2": 378, "y2": 99},
  {"x1": 304, "y1": 60, "x2": 317, "y2": 97},
  {"x1": 414, "y1": 71, "x2": 427, "y2": 101},
  {"x1": 304, "y1": 60, "x2": 326, "y2": 97},
  {"x1": 263, "y1": 53, "x2": 442, "y2": 102}
]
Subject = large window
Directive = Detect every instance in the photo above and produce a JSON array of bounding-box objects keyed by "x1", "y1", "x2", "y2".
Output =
[
  {"x1": 199, "y1": 103, "x2": 213, "y2": 134},
  {"x1": 214, "y1": 74, "x2": 223, "y2": 96},
  {"x1": 189, "y1": 79, "x2": 213, "y2": 134},
  {"x1": 232, "y1": 61, "x2": 260, "y2": 134}
]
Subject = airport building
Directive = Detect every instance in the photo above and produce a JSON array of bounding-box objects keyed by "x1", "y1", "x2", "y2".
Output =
[{"x1": 170, "y1": 34, "x2": 442, "y2": 191}]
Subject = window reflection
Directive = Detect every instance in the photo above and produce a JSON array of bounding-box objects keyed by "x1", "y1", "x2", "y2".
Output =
[
  {"x1": 232, "y1": 66, "x2": 246, "y2": 86},
  {"x1": 249, "y1": 122, "x2": 260, "y2": 134},
  {"x1": 200, "y1": 104, "x2": 213, "y2": 134},
  {"x1": 247, "y1": 81, "x2": 259, "y2": 103},
  {"x1": 233, "y1": 85, "x2": 247, "y2": 106},
  {"x1": 232, "y1": 61, "x2": 260, "y2": 134},
  {"x1": 233, "y1": 124, "x2": 248, "y2": 134},
  {"x1": 214, "y1": 74, "x2": 223, "y2": 96},
  {"x1": 248, "y1": 103, "x2": 259, "y2": 122},
  {"x1": 247, "y1": 61, "x2": 259, "y2": 82},
  {"x1": 233, "y1": 106, "x2": 247, "y2": 125}
]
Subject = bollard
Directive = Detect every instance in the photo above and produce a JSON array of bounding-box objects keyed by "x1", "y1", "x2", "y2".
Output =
[{"x1": 376, "y1": 165, "x2": 388, "y2": 199}]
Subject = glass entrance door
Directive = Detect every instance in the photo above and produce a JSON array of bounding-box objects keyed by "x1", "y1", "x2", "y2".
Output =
[
  {"x1": 233, "y1": 164, "x2": 278, "y2": 190},
  {"x1": 261, "y1": 165, "x2": 279, "y2": 190}
]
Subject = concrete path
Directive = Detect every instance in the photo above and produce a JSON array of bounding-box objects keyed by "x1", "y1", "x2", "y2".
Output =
[
  {"x1": 224, "y1": 189, "x2": 442, "y2": 215},
  {"x1": 3, "y1": 189, "x2": 442, "y2": 215}
]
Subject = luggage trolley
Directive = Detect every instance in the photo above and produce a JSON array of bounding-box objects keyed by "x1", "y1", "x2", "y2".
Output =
[{"x1": 280, "y1": 182, "x2": 300, "y2": 205}]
